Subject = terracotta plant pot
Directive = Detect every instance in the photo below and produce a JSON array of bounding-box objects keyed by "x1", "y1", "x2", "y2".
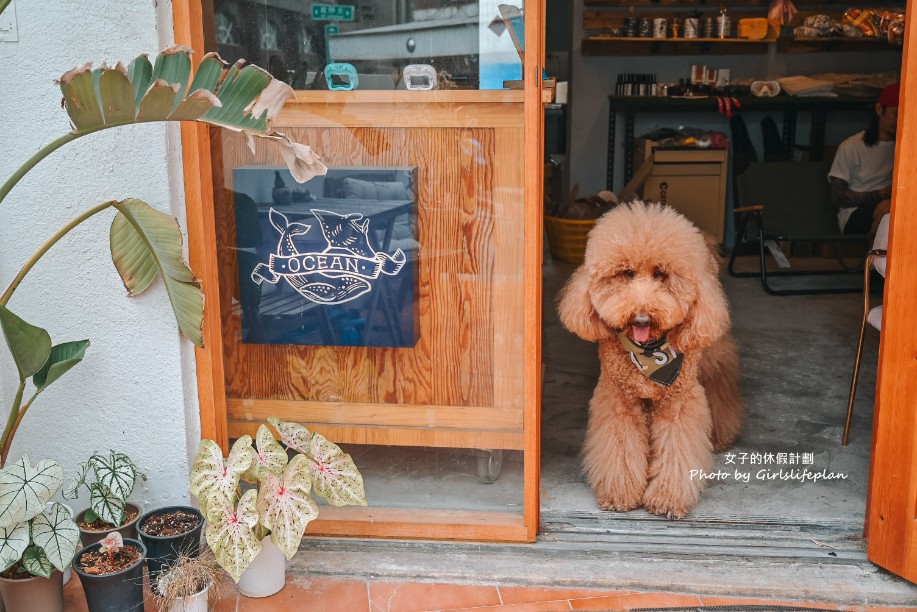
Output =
[
  {"x1": 72, "y1": 538, "x2": 146, "y2": 612},
  {"x1": 75, "y1": 502, "x2": 142, "y2": 547},
  {"x1": 237, "y1": 536, "x2": 285, "y2": 598},
  {"x1": 137, "y1": 505, "x2": 204, "y2": 582},
  {"x1": 0, "y1": 569, "x2": 64, "y2": 612}
]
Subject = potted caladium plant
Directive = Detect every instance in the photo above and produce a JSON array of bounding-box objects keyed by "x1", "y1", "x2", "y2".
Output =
[
  {"x1": 72, "y1": 531, "x2": 147, "y2": 612},
  {"x1": 63, "y1": 451, "x2": 146, "y2": 547},
  {"x1": 0, "y1": 455, "x2": 81, "y2": 612},
  {"x1": 190, "y1": 417, "x2": 366, "y2": 598}
]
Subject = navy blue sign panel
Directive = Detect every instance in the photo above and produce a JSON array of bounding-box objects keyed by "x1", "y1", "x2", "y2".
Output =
[{"x1": 232, "y1": 166, "x2": 418, "y2": 348}]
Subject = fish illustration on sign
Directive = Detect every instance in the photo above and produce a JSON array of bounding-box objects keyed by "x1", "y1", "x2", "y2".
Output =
[{"x1": 252, "y1": 208, "x2": 407, "y2": 305}]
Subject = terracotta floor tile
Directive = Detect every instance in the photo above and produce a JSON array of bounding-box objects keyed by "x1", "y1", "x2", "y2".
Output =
[
  {"x1": 236, "y1": 576, "x2": 369, "y2": 612},
  {"x1": 449, "y1": 602, "x2": 573, "y2": 612},
  {"x1": 499, "y1": 585, "x2": 629, "y2": 605},
  {"x1": 568, "y1": 591, "x2": 704, "y2": 610},
  {"x1": 368, "y1": 580, "x2": 502, "y2": 612}
]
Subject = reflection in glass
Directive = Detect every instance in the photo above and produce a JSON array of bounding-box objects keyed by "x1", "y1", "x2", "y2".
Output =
[{"x1": 213, "y1": 0, "x2": 524, "y2": 89}]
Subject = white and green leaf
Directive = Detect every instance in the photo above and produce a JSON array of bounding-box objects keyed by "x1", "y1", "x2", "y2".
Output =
[
  {"x1": 242, "y1": 425, "x2": 288, "y2": 484},
  {"x1": 0, "y1": 456, "x2": 64, "y2": 528},
  {"x1": 305, "y1": 433, "x2": 367, "y2": 507},
  {"x1": 0, "y1": 522, "x2": 29, "y2": 573},
  {"x1": 267, "y1": 417, "x2": 313, "y2": 455},
  {"x1": 190, "y1": 437, "x2": 254, "y2": 507},
  {"x1": 89, "y1": 482, "x2": 125, "y2": 526},
  {"x1": 256, "y1": 454, "x2": 318, "y2": 560},
  {"x1": 88, "y1": 451, "x2": 137, "y2": 501},
  {"x1": 61, "y1": 461, "x2": 89, "y2": 501},
  {"x1": 205, "y1": 489, "x2": 261, "y2": 583},
  {"x1": 21, "y1": 545, "x2": 53, "y2": 578},
  {"x1": 30, "y1": 502, "x2": 80, "y2": 572}
]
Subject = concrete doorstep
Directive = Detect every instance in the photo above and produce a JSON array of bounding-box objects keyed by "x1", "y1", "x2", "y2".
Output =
[{"x1": 291, "y1": 531, "x2": 917, "y2": 608}]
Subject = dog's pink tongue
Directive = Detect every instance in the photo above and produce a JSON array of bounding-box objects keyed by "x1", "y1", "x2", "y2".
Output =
[{"x1": 632, "y1": 325, "x2": 651, "y2": 343}]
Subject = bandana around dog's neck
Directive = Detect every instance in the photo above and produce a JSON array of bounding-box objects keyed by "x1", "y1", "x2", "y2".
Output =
[{"x1": 617, "y1": 331, "x2": 683, "y2": 387}]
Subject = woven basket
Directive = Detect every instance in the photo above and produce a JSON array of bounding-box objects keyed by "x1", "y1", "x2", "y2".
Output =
[{"x1": 544, "y1": 215, "x2": 596, "y2": 264}]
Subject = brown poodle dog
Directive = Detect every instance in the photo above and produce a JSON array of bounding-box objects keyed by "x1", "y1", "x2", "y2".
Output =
[{"x1": 558, "y1": 201, "x2": 742, "y2": 519}]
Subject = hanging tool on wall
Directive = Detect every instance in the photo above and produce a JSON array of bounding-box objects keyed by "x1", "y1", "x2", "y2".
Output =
[{"x1": 715, "y1": 96, "x2": 742, "y2": 118}]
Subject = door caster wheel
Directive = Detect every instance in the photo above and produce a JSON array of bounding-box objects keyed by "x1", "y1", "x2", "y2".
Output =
[{"x1": 476, "y1": 449, "x2": 503, "y2": 483}]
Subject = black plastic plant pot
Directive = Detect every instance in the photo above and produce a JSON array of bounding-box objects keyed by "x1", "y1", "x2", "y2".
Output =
[
  {"x1": 72, "y1": 538, "x2": 146, "y2": 612},
  {"x1": 137, "y1": 505, "x2": 204, "y2": 582}
]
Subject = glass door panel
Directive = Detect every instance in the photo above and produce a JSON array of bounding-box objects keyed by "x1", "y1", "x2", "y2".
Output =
[{"x1": 200, "y1": 1, "x2": 539, "y2": 541}]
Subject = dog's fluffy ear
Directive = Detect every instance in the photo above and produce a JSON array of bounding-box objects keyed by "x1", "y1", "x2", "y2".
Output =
[
  {"x1": 557, "y1": 266, "x2": 611, "y2": 341},
  {"x1": 669, "y1": 268, "x2": 730, "y2": 352}
]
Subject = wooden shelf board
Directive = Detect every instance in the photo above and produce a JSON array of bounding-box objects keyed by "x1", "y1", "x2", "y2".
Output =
[
  {"x1": 582, "y1": 37, "x2": 771, "y2": 56},
  {"x1": 777, "y1": 37, "x2": 902, "y2": 53},
  {"x1": 584, "y1": 0, "x2": 890, "y2": 6}
]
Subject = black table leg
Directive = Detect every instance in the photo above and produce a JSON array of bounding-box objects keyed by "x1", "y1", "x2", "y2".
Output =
[
  {"x1": 624, "y1": 110, "x2": 635, "y2": 185},
  {"x1": 811, "y1": 109, "x2": 827, "y2": 161},
  {"x1": 607, "y1": 105, "x2": 616, "y2": 191}
]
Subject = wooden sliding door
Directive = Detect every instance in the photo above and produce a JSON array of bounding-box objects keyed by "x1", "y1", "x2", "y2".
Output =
[{"x1": 174, "y1": 0, "x2": 543, "y2": 542}]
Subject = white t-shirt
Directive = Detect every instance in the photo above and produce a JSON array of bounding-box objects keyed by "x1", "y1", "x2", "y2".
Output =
[{"x1": 828, "y1": 131, "x2": 895, "y2": 231}]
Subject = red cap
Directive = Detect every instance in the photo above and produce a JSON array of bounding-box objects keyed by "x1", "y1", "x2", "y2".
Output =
[{"x1": 878, "y1": 83, "x2": 900, "y2": 107}]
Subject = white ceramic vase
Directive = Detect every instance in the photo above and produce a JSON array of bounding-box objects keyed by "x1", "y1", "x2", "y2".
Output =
[
  {"x1": 167, "y1": 583, "x2": 210, "y2": 612},
  {"x1": 237, "y1": 537, "x2": 285, "y2": 598}
]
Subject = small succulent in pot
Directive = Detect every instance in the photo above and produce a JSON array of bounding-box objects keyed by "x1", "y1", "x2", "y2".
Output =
[
  {"x1": 63, "y1": 451, "x2": 146, "y2": 544},
  {"x1": 190, "y1": 417, "x2": 367, "y2": 583},
  {"x1": 0, "y1": 455, "x2": 81, "y2": 579}
]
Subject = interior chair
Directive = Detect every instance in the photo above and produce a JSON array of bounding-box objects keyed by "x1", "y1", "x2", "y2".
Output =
[
  {"x1": 728, "y1": 161, "x2": 870, "y2": 295},
  {"x1": 843, "y1": 214, "x2": 889, "y2": 446}
]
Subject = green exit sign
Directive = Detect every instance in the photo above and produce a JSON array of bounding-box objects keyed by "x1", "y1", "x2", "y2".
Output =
[{"x1": 311, "y1": 4, "x2": 354, "y2": 21}]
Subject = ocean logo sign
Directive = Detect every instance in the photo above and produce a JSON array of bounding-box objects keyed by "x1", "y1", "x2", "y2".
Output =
[{"x1": 252, "y1": 208, "x2": 406, "y2": 305}]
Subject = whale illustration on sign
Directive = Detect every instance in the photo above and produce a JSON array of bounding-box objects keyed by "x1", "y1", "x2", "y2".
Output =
[{"x1": 252, "y1": 208, "x2": 407, "y2": 305}]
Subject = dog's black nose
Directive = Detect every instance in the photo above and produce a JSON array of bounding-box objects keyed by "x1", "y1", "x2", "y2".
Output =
[{"x1": 634, "y1": 313, "x2": 651, "y2": 326}]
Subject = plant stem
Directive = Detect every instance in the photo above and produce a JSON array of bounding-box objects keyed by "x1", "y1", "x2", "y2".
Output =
[
  {"x1": 0, "y1": 380, "x2": 26, "y2": 468},
  {"x1": 0, "y1": 200, "x2": 115, "y2": 306},
  {"x1": 0, "y1": 391, "x2": 36, "y2": 467},
  {"x1": 0, "y1": 132, "x2": 84, "y2": 208}
]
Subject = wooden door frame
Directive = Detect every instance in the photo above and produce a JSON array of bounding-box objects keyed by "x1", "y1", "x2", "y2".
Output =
[
  {"x1": 172, "y1": 1, "x2": 543, "y2": 543},
  {"x1": 865, "y1": 0, "x2": 917, "y2": 582}
]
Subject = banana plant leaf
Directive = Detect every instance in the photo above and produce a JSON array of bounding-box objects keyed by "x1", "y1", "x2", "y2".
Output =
[
  {"x1": 109, "y1": 198, "x2": 204, "y2": 346},
  {"x1": 58, "y1": 47, "x2": 326, "y2": 183},
  {"x1": 32, "y1": 340, "x2": 89, "y2": 390},
  {"x1": 0, "y1": 306, "x2": 51, "y2": 380}
]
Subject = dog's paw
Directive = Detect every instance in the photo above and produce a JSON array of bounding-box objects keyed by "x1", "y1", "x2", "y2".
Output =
[
  {"x1": 596, "y1": 493, "x2": 642, "y2": 513},
  {"x1": 642, "y1": 481, "x2": 695, "y2": 519},
  {"x1": 642, "y1": 496, "x2": 688, "y2": 520}
]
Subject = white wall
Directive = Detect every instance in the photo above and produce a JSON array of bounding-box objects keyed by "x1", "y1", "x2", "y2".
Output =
[{"x1": 0, "y1": 1, "x2": 200, "y2": 514}]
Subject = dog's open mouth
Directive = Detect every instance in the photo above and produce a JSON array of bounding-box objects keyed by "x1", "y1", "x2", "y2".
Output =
[
  {"x1": 630, "y1": 323, "x2": 653, "y2": 344},
  {"x1": 626, "y1": 314, "x2": 659, "y2": 345}
]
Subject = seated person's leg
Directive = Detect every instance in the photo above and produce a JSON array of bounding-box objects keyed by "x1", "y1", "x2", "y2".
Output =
[
  {"x1": 870, "y1": 199, "x2": 892, "y2": 238},
  {"x1": 843, "y1": 202, "x2": 878, "y2": 236}
]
